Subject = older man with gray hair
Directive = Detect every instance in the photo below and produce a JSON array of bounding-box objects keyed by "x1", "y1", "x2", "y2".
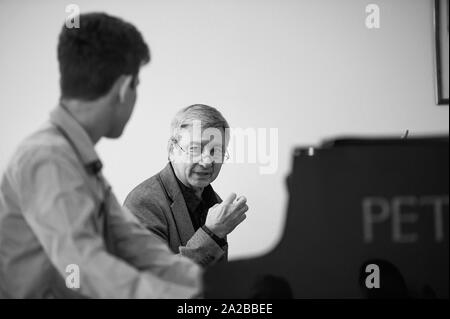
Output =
[{"x1": 124, "y1": 104, "x2": 249, "y2": 267}]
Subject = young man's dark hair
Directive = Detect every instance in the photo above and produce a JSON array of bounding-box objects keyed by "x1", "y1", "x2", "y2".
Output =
[{"x1": 58, "y1": 12, "x2": 150, "y2": 101}]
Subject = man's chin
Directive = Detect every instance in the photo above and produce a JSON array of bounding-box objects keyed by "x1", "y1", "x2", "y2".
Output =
[
  {"x1": 105, "y1": 128, "x2": 125, "y2": 139},
  {"x1": 189, "y1": 178, "x2": 211, "y2": 189}
]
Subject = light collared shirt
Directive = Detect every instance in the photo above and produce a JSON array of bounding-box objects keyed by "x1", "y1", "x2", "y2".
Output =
[{"x1": 0, "y1": 106, "x2": 202, "y2": 298}]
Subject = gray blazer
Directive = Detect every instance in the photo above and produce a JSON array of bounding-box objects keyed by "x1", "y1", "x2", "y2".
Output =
[{"x1": 124, "y1": 163, "x2": 227, "y2": 267}]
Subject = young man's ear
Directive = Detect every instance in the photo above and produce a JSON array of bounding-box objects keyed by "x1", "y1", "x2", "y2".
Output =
[{"x1": 119, "y1": 75, "x2": 133, "y2": 103}]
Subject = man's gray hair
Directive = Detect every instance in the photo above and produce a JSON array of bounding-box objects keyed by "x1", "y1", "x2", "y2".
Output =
[{"x1": 168, "y1": 104, "x2": 230, "y2": 154}]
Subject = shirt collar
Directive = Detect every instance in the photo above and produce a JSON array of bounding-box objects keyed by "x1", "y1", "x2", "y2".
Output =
[{"x1": 49, "y1": 106, "x2": 102, "y2": 174}]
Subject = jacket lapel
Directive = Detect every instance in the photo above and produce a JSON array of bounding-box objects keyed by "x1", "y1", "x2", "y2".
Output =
[{"x1": 158, "y1": 163, "x2": 195, "y2": 245}]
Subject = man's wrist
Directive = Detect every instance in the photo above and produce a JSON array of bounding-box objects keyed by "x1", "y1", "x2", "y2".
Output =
[
  {"x1": 204, "y1": 224, "x2": 225, "y2": 238},
  {"x1": 202, "y1": 225, "x2": 227, "y2": 248}
]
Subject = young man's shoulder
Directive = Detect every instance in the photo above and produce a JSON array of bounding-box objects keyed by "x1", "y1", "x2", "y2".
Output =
[{"x1": 6, "y1": 123, "x2": 76, "y2": 174}]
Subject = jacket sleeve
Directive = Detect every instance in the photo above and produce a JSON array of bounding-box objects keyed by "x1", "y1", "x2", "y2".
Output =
[
  {"x1": 124, "y1": 188, "x2": 226, "y2": 267},
  {"x1": 180, "y1": 227, "x2": 228, "y2": 267}
]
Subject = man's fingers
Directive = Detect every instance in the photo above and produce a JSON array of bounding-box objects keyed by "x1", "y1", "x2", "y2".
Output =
[
  {"x1": 233, "y1": 197, "x2": 247, "y2": 210},
  {"x1": 238, "y1": 205, "x2": 249, "y2": 215},
  {"x1": 230, "y1": 204, "x2": 249, "y2": 218},
  {"x1": 223, "y1": 193, "x2": 237, "y2": 205},
  {"x1": 228, "y1": 213, "x2": 247, "y2": 234},
  {"x1": 232, "y1": 213, "x2": 247, "y2": 229},
  {"x1": 235, "y1": 195, "x2": 247, "y2": 206}
]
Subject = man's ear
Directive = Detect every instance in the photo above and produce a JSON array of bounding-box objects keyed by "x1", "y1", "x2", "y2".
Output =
[
  {"x1": 119, "y1": 75, "x2": 133, "y2": 103},
  {"x1": 168, "y1": 145, "x2": 174, "y2": 161}
]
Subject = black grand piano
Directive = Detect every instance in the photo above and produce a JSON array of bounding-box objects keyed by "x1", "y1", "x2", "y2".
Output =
[{"x1": 204, "y1": 136, "x2": 449, "y2": 299}]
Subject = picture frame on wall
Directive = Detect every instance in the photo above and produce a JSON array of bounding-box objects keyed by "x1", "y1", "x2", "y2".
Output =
[{"x1": 434, "y1": 0, "x2": 449, "y2": 105}]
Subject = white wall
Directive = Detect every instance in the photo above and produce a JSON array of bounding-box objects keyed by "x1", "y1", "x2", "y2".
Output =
[{"x1": 1, "y1": 0, "x2": 448, "y2": 260}]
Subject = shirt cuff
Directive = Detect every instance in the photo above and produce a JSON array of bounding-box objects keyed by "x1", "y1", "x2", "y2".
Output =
[{"x1": 201, "y1": 225, "x2": 227, "y2": 248}]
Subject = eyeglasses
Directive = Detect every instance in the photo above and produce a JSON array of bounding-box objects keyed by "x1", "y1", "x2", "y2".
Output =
[{"x1": 174, "y1": 141, "x2": 230, "y2": 163}]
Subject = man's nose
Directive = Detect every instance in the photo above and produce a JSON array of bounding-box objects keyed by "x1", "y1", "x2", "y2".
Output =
[{"x1": 198, "y1": 154, "x2": 213, "y2": 168}]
